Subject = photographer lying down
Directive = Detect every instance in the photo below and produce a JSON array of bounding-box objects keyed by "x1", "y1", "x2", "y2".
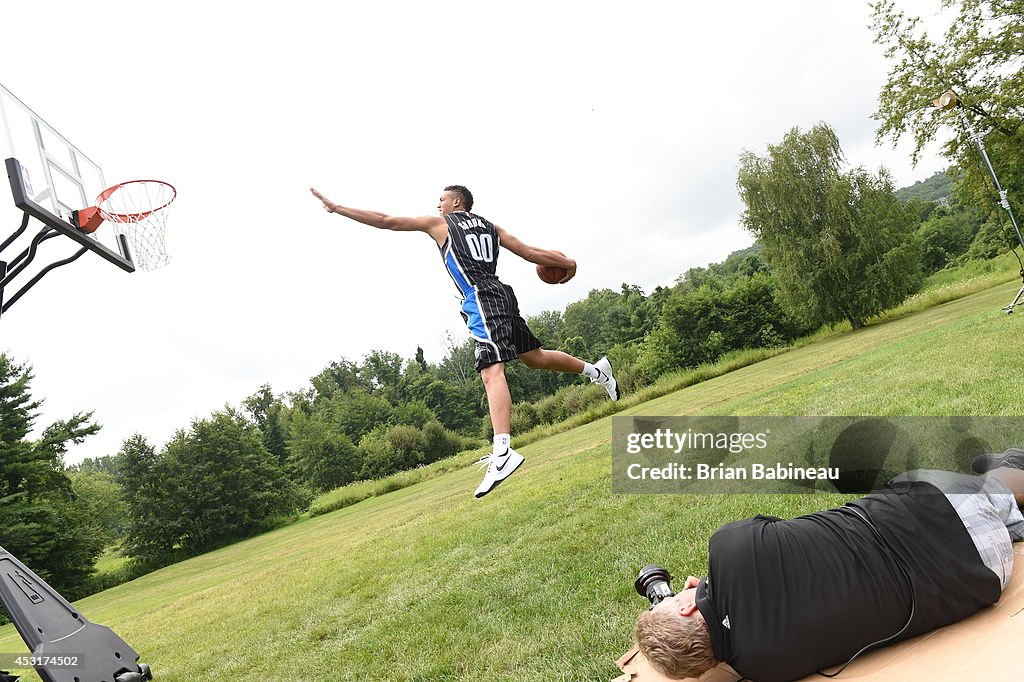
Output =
[{"x1": 634, "y1": 451, "x2": 1024, "y2": 682}]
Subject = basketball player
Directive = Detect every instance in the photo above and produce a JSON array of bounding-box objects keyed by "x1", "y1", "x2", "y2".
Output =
[{"x1": 310, "y1": 185, "x2": 619, "y2": 498}]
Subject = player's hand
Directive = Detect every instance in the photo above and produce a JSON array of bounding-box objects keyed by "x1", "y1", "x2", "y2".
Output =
[
  {"x1": 558, "y1": 259, "x2": 577, "y2": 284},
  {"x1": 310, "y1": 188, "x2": 337, "y2": 213},
  {"x1": 684, "y1": 576, "x2": 701, "y2": 590}
]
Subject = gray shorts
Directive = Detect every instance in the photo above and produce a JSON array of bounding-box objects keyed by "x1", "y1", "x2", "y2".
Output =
[{"x1": 891, "y1": 470, "x2": 1024, "y2": 590}]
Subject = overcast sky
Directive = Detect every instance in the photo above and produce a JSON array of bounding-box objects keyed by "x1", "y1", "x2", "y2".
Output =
[{"x1": 1, "y1": 1, "x2": 953, "y2": 464}]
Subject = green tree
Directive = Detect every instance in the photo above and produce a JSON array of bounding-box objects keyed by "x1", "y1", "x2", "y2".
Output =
[
  {"x1": 437, "y1": 335, "x2": 479, "y2": 389},
  {"x1": 120, "y1": 412, "x2": 308, "y2": 560},
  {"x1": 243, "y1": 384, "x2": 289, "y2": 465},
  {"x1": 673, "y1": 244, "x2": 765, "y2": 294},
  {"x1": 915, "y1": 203, "x2": 983, "y2": 270},
  {"x1": 357, "y1": 426, "x2": 403, "y2": 480},
  {"x1": 872, "y1": 0, "x2": 1024, "y2": 220},
  {"x1": 355, "y1": 421, "x2": 467, "y2": 480},
  {"x1": 67, "y1": 469, "x2": 127, "y2": 548},
  {"x1": 965, "y1": 214, "x2": 1014, "y2": 259},
  {"x1": 419, "y1": 420, "x2": 465, "y2": 464},
  {"x1": 0, "y1": 355, "x2": 104, "y2": 594},
  {"x1": 362, "y1": 350, "x2": 405, "y2": 402},
  {"x1": 392, "y1": 400, "x2": 437, "y2": 429},
  {"x1": 408, "y1": 374, "x2": 481, "y2": 434},
  {"x1": 165, "y1": 410, "x2": 308, "y2": 553},
  {"x1": 69, "y1": 454, "x2": 120, "y2": 476},
  {"x1": 525, "y1": 310, "x2": 567, "y2": 347},
  {"x1": 286, "y1": 410, "x2": 361, "y2": 492},
  {"x1": 562, "y1": 285, "x2": 660, "y2": 358},
  {"x1": 895, "y1": 170, "x2": 957, "y2": 204},
  {"x1": 310, "y1": 358, "x2": 364, "y2": 402},
  {"x1": 737, "y1": 123, "x2": 924, "y2": 329},
  {"x1": 330, "y1": 389, "x2": 394, "y2": 442},
  {"x1": 116, "y1": 434, "x2": 179, "y2": 563},
  {"x1": 639, "y1": 273, "x2": 808, "y2": 378}
]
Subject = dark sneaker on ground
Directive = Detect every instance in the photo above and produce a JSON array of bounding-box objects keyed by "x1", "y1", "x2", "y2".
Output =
[{"x1": 971, "y1": 447, "x2": 1024, "y2": 474}]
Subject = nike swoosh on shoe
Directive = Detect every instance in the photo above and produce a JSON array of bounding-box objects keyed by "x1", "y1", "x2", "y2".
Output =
[{"x1": 494, "y1": 450, "x2": 511, "y2": 471}]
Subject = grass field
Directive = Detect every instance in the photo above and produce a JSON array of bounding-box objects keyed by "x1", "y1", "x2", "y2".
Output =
[
  {"x1": 93, "y1": 546, "x2": 130, "y2": 575},
  {"x1": 2, "y1": 279, "x2": 1023, "y2": 681}
]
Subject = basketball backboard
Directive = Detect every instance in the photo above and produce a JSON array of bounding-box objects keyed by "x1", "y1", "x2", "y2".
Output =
[{"x1": 0, "y1": 81, "x2": 133, "y2": 272}]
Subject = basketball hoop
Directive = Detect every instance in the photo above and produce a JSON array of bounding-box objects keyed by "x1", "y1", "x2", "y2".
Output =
[{"x1": 95, "y1": 179, "x2": 176, "y2": 270}]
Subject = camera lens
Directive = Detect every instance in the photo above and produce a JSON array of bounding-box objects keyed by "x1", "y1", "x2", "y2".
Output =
[{"x1": 634, "y1": 564, "x2": 674, "y2": 609}]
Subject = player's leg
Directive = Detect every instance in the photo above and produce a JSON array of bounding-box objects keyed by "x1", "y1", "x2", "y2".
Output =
[
  {"x1": 461, "y1": 288, "x2": 526, "y2": 497},
  {"x1": 480, "y1": 362, "x2": 512, "y2": 435},
  {"x1": 518, "y1": 348, "x2": 584, "y2": 373},
  {"x1": 474, "y1": 356, "x2": 524, "y2": 499},
  {"x1": 497, "y1": 283, "x2": 619, "y2": 400},
  {"x1": 519, "y1": 347, "x2": 620, "y2": 401}
]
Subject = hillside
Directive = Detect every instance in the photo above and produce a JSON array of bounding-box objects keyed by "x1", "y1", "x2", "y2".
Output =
[
  {"x1": 895, "y1": 169, "x2": 956, "y2": 203},
  {"x1": 3, "y1": 277, "x2": 1023, "y2": 681}
]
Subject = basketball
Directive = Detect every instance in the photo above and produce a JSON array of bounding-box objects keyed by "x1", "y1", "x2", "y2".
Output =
[{"x1": 537, "y1": 251, "x2": 568, "y2": 284}]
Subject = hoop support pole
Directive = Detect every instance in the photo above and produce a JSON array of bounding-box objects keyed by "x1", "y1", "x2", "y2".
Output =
[
  {"x1": 0, "y1": 261, "x2": 6, "y2": 322},
  {"x1": 0, "y1": 228, "x2": 59, "y2": 290},
  {"x1": 0, "y1": 213, "x2": 30, "y2": 255},
  {"x1": 1, "y1": 245, "x2": 88, "y2": 314},
  {"x1": 118, "y1": 233, "x2": 134, "y2": 265},
  {"x1": 953, "y1": 104, "x2": 1024, "y2": 313}
]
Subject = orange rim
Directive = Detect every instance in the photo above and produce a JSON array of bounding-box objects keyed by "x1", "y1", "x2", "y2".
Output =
[{"x1": 96, "y1": 180, "x2": 176, "y2": 222}]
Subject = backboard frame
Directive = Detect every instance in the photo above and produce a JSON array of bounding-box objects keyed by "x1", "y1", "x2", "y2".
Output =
[
  {"x1": 1, "y1": 80, "x2": 138, "y2": 318},
  {"x1": 6, "y1": 157, "x2": 135, "y2": 271},
  {"x1": 1, "y1": 81, "x2": 135, "y2": 271}
]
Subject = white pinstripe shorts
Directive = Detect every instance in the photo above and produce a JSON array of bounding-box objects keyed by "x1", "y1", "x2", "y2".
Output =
[{"x1": 891, "y1": 469, "x2": 1024, "y2": 590}]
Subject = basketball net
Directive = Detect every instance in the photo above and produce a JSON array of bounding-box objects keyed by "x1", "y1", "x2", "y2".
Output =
[{"x1": 96, "y1": 180, "x2": 176, "y2": 271}]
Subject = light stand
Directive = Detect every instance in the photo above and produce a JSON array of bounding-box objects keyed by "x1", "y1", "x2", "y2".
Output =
[{"x1": 933, "y1": 90, "x2": 1024, "y2": 313}]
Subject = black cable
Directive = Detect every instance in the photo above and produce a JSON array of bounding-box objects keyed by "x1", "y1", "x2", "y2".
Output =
[{"x1": 815, "y1": 506, "x2": 917, "y2": 679}]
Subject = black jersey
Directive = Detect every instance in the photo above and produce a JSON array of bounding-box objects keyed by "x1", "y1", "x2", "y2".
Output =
[
  {"x1": 438, "y1": 210, "x2": 542, "y2": 370},
  {"x1": 440, "y1": 211, "x2": 501, "y2": 296}
]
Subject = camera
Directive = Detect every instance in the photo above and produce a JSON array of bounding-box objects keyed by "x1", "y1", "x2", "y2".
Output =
[{"x1": 634, "y1": 564, "x2": 675, "y2": 610}]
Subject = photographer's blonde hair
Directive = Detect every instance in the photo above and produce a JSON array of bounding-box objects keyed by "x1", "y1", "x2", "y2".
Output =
[{"x1": 634, "y1": 607, "x2": 718, "y2": 679}]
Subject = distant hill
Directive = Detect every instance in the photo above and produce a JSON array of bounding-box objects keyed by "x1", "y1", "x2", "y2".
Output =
[{"x1": 896, "y1": 170, "x2": 957, "y2": 203}]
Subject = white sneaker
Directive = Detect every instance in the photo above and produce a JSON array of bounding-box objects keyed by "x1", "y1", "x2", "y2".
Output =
[
  {"x1": 592, "y1": 356, "x2": 620, "y2": 401},
  {"x1": 474, "y1": 448, "x2": 525, "y2": 498}
]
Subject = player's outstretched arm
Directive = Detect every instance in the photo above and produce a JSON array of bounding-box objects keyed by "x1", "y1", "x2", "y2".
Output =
[
  {"x1": 310, "y1": 188, "x2": 445, "y2": 238},
  {"x1": 496, "y1": 225, "x2": 577, "y2": 283}
]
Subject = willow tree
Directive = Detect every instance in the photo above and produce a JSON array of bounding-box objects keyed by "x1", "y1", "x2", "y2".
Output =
[{"x1": 737, "y1": 124, "x2": 923, "y2": 329}]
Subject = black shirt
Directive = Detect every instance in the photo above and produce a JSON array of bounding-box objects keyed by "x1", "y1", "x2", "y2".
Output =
[{"x1": 695, "y1": 481, "x2": 1000, "y2": 682}]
